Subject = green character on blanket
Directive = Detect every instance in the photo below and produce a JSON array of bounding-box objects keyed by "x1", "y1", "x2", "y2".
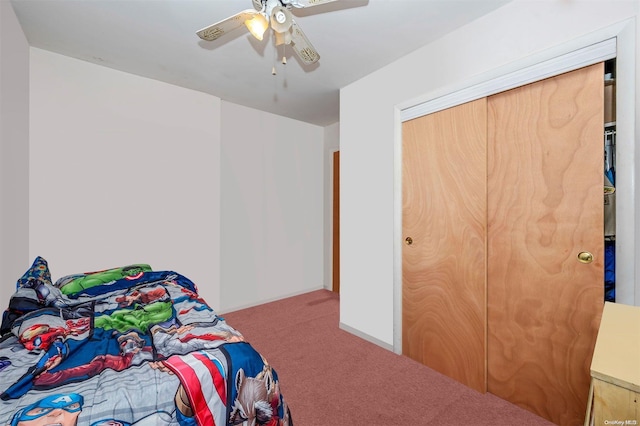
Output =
[
  {"x1": 95, "y1": 300, "x2": 174, "y2": 334},
  {"x1": 57, "y1": 264, "x2": 152, "y2": 295},
  {"x1": 94, "y1": 285, "x2": 175, "y2": 334}
]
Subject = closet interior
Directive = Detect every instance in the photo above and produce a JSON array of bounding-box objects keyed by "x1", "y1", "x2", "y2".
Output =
[{"x1": 604, "y1": 58, "x2": 616, "y2": 303}]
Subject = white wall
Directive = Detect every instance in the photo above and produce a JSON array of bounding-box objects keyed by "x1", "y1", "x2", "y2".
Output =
[
  {"x1": 5, "y1": 42, "x2": 327, "y2": 314},
  {"x1": 340, "y1": 0, "x2": 640, "y2": 348},
  {"x1": 29, "y1": 48, "x2": 223, "y2": 309},
  {"x1": 220, "y1": 101, "x2": 324, "y2": 312},
  {"x1": 0, "y1": 1, "x2": 29, "y2": 306}
]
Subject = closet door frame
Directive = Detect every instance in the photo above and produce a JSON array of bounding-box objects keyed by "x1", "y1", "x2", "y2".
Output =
[{"x1": 393, "y1": 18, "x2": 637, "y2": 354}]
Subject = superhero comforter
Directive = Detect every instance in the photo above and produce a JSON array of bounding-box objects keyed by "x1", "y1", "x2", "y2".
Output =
[{"x1": 0, "y1": 257, "x2": 291, "y2": 426}]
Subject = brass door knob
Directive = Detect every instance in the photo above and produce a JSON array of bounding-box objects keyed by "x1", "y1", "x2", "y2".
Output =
[
  {"x1": 577, "y1": 251, "x2": 593, "y2": 264},
  {"x1": 405, "y1": 237, "x2": 413, "y2": 245}
]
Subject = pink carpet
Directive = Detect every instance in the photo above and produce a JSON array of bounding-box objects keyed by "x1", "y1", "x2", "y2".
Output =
[{"x1": 223, "y1": 289, "x2": 555, "y2": 426}]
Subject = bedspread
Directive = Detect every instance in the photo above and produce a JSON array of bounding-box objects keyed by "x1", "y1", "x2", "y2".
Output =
[{"x1": 0, "y1": 257, "x2": 291, "y2": 426}]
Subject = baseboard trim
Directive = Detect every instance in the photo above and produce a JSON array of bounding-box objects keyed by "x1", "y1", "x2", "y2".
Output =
[
  {"x1": 339, "y1": 322, "x2": 394, "y2": 352},
  {"x1": 218, "y1": 286, "x2": 325, "y2": 314}
]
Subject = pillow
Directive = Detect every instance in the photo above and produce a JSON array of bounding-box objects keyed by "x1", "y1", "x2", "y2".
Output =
[
  {"x1": 16, "y1": 256, "x2": 52, "y2": 289},
  {"x1": 1, "y1": 256, "x2": 56, "y2": 335},
  {"x1": 54, "y1": 264, "x2": 153, "y2": 295}
]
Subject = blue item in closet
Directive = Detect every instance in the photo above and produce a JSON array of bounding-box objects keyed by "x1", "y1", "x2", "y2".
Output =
[{"x1": 604, "y1": 240, "x2": 615, "y2": 302}]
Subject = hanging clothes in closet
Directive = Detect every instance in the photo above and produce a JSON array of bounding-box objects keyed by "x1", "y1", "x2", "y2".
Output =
[{"x1": 604, "y1": 127, "x2": 615, "y2": 302}]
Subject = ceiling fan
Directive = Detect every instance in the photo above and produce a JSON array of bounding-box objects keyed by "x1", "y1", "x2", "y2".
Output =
[{"x1": 196, "y1": 0, "x2": 337, "y2": 66}]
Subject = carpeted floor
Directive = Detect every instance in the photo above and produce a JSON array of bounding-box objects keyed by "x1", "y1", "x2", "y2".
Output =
[{"x1": 222, "y1": 289, "x2": 556, "y2": 426}]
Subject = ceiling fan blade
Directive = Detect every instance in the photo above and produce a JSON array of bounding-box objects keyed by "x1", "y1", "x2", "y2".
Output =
[
  {"x1": 284, "y1": 0, "x2": 338, "y2": 8},
  {"x1": 251, "y1": 0, "x2": 264, "y2": 11},
  {"x1": 289, "y1": 20, "x2": 320, "y2": 64},
  {"x1": 196, "y1": 9, "x2": 259, "y2": 41}
]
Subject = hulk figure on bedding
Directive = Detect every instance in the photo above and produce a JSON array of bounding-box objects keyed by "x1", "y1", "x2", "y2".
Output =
[
  {"x1": 57, "y1": 264, "x2": 152, "y2": 295},
  {"x1": 94, "y1": 285, "x2": 174, "y2": 333},
  {"x1": 95, "y1": 301, "x2": 174, "y2": 333}
]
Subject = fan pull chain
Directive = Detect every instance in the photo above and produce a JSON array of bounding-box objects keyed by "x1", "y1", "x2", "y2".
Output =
[
  {"x1": 272, "y1": 36, "x2": 287, "y2": 75},
  {"x1": 272, "y1": 37, "x2": 278, "y2": 75},
  {"x1": 272, "y1": 48, "x2": 277, "y2": 75}
]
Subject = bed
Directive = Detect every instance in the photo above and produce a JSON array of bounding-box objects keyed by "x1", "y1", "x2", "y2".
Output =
[{"x1": 0, "y1": 257, "x2": 292, "y2": 426}]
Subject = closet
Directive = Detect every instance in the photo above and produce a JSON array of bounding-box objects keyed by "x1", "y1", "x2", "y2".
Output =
[
  {"x1": 402, "y1": 63, "x2": 605, "y2": 425},
  {"x1": 604, "y1": 59, "x2": 616, "y2": 303}
]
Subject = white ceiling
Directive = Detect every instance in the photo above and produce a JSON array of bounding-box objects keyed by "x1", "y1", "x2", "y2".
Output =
[{"x1": 10, "y1": 0, "x2": 512, "y2": 126}]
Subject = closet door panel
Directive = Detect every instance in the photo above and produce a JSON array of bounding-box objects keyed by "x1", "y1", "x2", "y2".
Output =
[
  {"x1": 402, "y1": 98, "x2": 487, "y2": 393},
  {"x1": 487, "y1": 63, "x2": 605, "y2": 425}
]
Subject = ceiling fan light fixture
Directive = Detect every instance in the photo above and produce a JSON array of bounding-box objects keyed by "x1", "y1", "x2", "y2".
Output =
[
  {"x1": 198, "y1": 0, "x2": 333, "y2": 67},
  {"x1": 274, "y1": 30, "x2": 291, "y2": 46},
  {"x1": 244, "y1": 13, "x2": 269, "y2": 40},
  {"x1": 270, "y1": 6, "x2": 292, "y2": 33}
]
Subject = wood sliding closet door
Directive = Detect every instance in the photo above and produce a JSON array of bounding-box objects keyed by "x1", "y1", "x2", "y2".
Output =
[
  {"x1": 402, "y1": 98, "x2": 487, "y2": 393},
  {"x1": 487, "y1": 63, "x2": 604, "y2": 425},
  {"x1": 402, "y1": 63, "x2": 605, "y2": 425}
]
